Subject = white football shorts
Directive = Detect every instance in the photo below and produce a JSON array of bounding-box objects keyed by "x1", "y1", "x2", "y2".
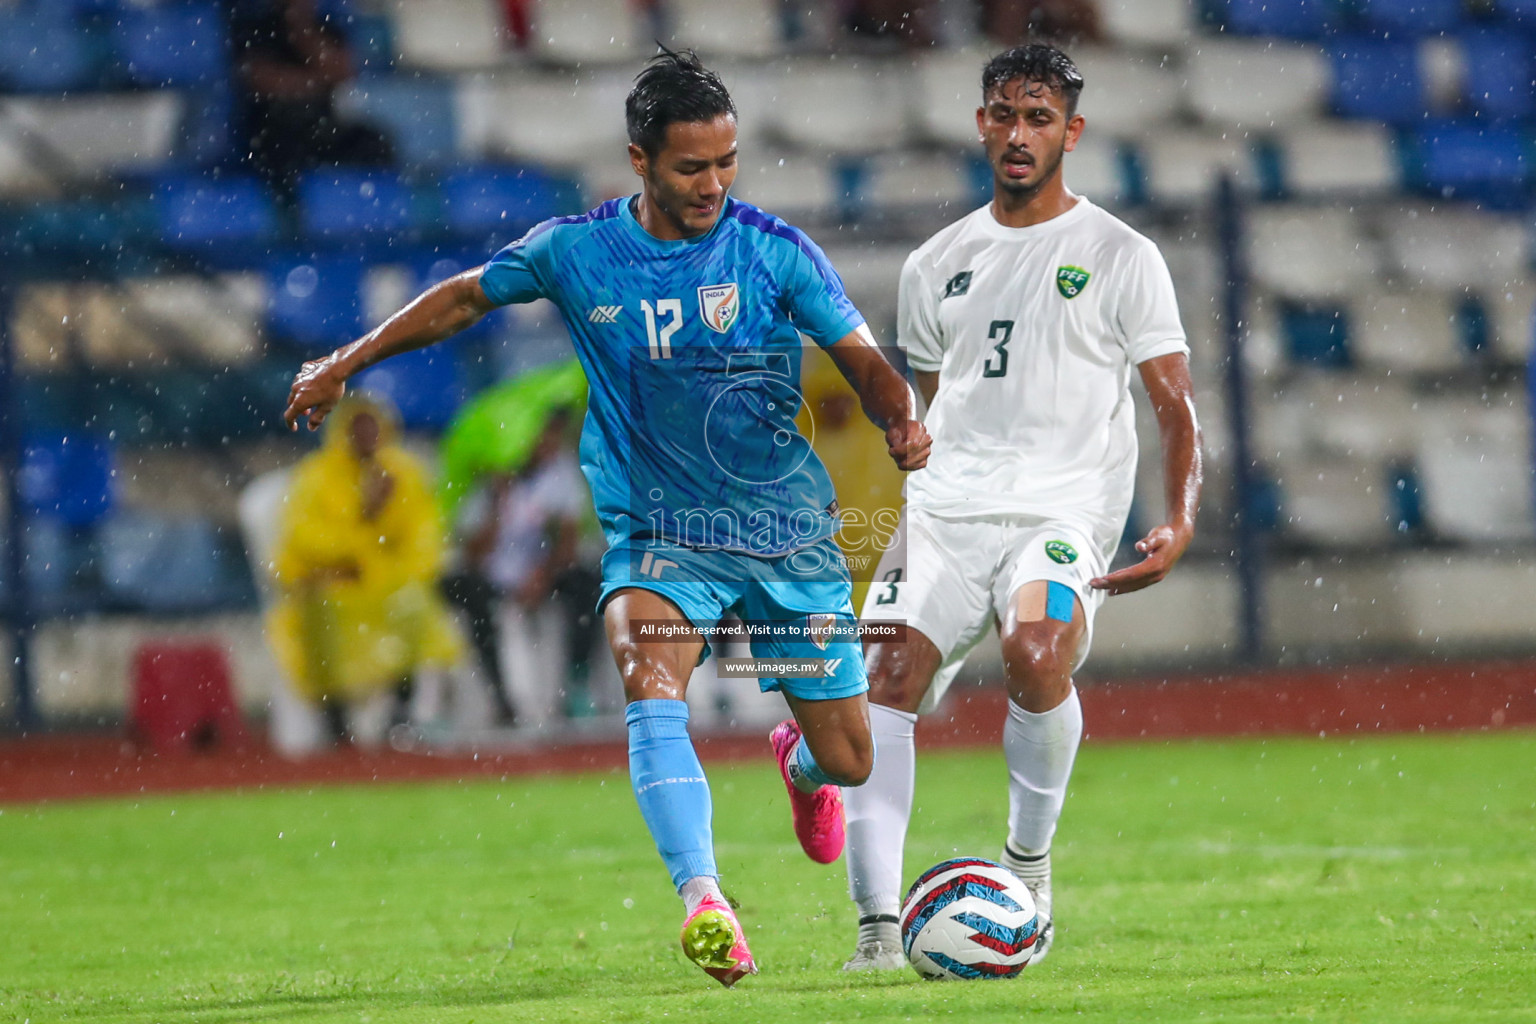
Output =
[{"x1": 859, "y1": 507, "x2": 1111, "y2": 714}]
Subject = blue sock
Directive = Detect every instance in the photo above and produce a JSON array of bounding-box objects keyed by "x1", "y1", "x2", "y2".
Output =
[
  {"x1": 788, "y1": 734, "x2": 838, "y2": 790},
  {"x1": 626, "y1": 699, "x2": 716, "y2": 888}
]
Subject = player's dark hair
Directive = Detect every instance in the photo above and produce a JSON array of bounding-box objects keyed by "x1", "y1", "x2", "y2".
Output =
[
  {"x1": 981, "y1": 44, "x2": 1084, "y2": 116},
  {"x1": 626, "y1": 46, "x2": 737, "y2": 157}
]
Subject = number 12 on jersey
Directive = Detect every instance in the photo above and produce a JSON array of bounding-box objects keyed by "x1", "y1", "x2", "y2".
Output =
[
  {"x1": 641, "y1": 298, "x2": 682, "y2": 360},
  {"x1": 983, "y1": 319, "x2": 1013, "y2": 378}
]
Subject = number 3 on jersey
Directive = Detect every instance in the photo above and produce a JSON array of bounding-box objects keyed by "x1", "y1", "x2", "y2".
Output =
[
  {"x1": 983, "y1": 319, "x2": 1013, "y2": 378},
  {"x1": 641, "y1": 298, "x2": 682, "y2": 359}
]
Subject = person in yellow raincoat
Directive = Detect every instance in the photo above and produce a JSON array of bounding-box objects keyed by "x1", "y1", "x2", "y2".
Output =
[{"x1": 266, "y1": 393, "x2": 462, "y2": 741}]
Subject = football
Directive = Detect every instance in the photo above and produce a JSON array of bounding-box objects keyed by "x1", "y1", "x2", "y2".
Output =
[{"x1": 899, "y1": 857, "x2": 1041, "y2": 980}]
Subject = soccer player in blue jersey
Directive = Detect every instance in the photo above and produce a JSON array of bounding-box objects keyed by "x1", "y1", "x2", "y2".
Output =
[{"x1": 283, "y1": 48, "x2": 931, "y2": 987}]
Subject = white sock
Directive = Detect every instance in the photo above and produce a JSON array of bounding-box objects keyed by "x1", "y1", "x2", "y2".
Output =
[
  {"x1": 1003, "y1": 686, "x2": 1083, "y2": 855},
  {"x1": 844, "y1": 703, "x2": 917, "y2": 921},
  {"x1": 678, "y1": 875, "x2": 724, "y2": 915}
]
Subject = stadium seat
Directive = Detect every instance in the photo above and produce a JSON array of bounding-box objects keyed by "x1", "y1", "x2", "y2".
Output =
[
  {"x1": 729, "y1": 150, "x2": 843, "y2": 221},
  {"x1": 1330, "y1": 37, "x2": 1425, "y2": 122},
  {"x1": 1183, "y1": 40, "x2": 1331, "y2": 130},
  {"x1": 1356, "y1": 0, "x2": 1466, "y2": 35},
  {"x1": 1098, "y1": 0, "x2": 1196, "y2": 48},
  {"x1": 817, "y1": 243, "x2": 909, "y2": 337},
  {"x1": 864, "y1": 153, "x2": 976, "y2": 214},
  {"x1": 761, "y1": 59, "x2": 907, "y2": 155},
  {"x1": 1071, "y1": 48, "x2": 1183, "y2": 137},
  {"x1": 910, "y1": 48, "x2": 994, "y2": 148},
  {"x1": 265, "y1": 256, "x2": 367, "y2": 352},
  {"x1": 0, "y1": 12, "x2": 98, "y2": 92},
  {"x1": 1063, "y1": 134, "x2": 1130, "y2": 205},
  {"x1": 151, "y1": 174, "x2": 280, "y2": 249},
  {"x1": 353, "y1": 343, "x2": 468, "y2": 428},
  {"x1": 438, "y1": 165, "x2": 567, "y2": 239},
  {"x1": 1347, "y1": 290, "x2": 1466, "y2": 375},
  {"x1": 0, "y1": 94, "x2": 184, "y2": 183},
  {"x1": 1407, "y1": 121, "x2": 1531, "y2": 201},
  {"x1": 297, "y1": 169, "x2": 417, "y2": 242},
  {"x1": 20, "y1": 432, "x2": 115, "y2": 528},
  {"x1": 1136, "y1": 129, "x2": 1256, "y2": 204},
  {"x1": 527, "y1": 0, "x2": 640, "y2": 65},
  {"x1": 1483, "y1": 280, "x2": 1535, "y2": 365},
  {"x1": 1275, "y1": 453, "x2": 1396, "y2": 546},
  {"x1": 1379, "y1": 205, "x2": 1530, "y2": 291},
  {"x1": 664, "y1": 0, "x2": 783, "y2": 59},
  {"x1": 334, "y1": 74, "x2": 459, "y2": 168},
  {"x1": 1247, "y1": 206, "x2": 1379, "y2": 301},
  {"x1": 100, "y1": 513, "x2": 252, "y2": 612},
  {"x1": 1461, "y1": 30, "x2": 1536, "y2": 121},
  {"x1": 1220, "y1": 0, "x2": 1335, "y2": 38},
  {"x1": 1279, "y1": 303, "x2": 1352, "y2": 367},
  {"x1": 111, "y1": 4, "x2": 229, "y2": 88},
  {"x1": 388, "y1": 0, "x2": 504, "y2": 70},
  {"x1": 1273, "y1": 122, "x2": 1398, "y2": 194},
  {"x1": 455, "y1": 70, "x2": 631, "y2": 167},
  {"x1": 1282, "y1": 372, "x2": 1420, "y2": 461},
  {"x1": 1416, "y1": 399, "x2": 1536, "y2": 542}
]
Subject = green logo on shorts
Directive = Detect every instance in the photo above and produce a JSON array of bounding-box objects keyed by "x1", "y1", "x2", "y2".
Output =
[
  {"x1": 1056, "y1": 265, "x2": 1091, "y2": 299},
  {"x1": 1045, "y1": 540, "x2": 1078, "y2": 564}
]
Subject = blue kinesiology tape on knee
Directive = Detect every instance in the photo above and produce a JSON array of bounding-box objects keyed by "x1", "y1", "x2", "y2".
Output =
[
  {"x1": 626, "y1": 699, "x2": 716, "y2": 887},
  {"x1": 1045, "y1": 581, "x2": 1076, "y2": 624}
]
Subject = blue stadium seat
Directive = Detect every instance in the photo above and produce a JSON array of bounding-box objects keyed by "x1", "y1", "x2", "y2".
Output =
[
  {"x1": 111, "y1": 4, "x2": 229, "y2": 87},
  {"x1": 1356, "y1": 0, "x2": 1466, "y2": 34},
  {"x1": 353, "y1": 343, "x2": 469, "y2": 429},
  {"x1": 438, "y1": 166, "x2": 566, "y2": 239},
  {"x1": 99, "y1": 513, "x2": 253, "y2": 612},
  {"x1": 20, "y1": 432, "x2": 115, "y2": 528},
  {"x1": 1461, "y1": 30, "x2": 1536, "y2": 121},
  {"x1": 298, "y1": 169, "x2": 417, "y2": 242},
  {"x1": 0, "y1": 12, "x2": 99, "y2": 92},
  {"x1": 1500, "y1": 0, "x2": 1536, "y2": 22},
  {"x1": 265, "y1": 256, "x2": 366, "y2": 352},
  {"x1": 1330, "y1": 37, "x2": 1425, "y2": 122},
  {"x1": 337, "y1": 75, "x2": 457, "y2": 167},
  {"x1": 1282, "y1": 305, "x2": 1352, "y2": 368},
  {"x1": 1409, "y1": 121, "x2": 1530, "y2": 201},
  {"x1": 1222, "y1": 0, "x2": 1335, "y2": 38},
  {"x1": 152, "y1": 175, "x2": 280, "y2": 249}
]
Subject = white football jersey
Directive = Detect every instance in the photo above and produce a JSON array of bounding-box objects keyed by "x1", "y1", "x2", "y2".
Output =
[{"x1": 900, "y1": 197, "x2": 1188, "y2": 548}]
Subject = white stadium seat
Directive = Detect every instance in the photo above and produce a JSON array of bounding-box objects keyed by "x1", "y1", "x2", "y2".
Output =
[
  {"x1": 911, "y1": 48, "x2": 991, "y2": 148},
  {"x1": 455, "y1": 70, "x2": 630, "y2": 167},
  {"x1": 1347, "y1": 290, "x2": 1466, "y2": 375},
  {"x1": 664, "y1": 0, "x2": 782, "y2": 59},
  {"x1": 0, "y1": 93, "x2": 183, "y2": 192},
  {"x1": 1098, "y1": 0, "x2": 1197, "y2": 50},
  {"x1": 1275, "y1": 122, "x2": 1398, "y2": 194},
  {"x1": 1182, "y1": 39, "x2": 1331, "y2": 130},
  {"x1": 761, "y1": 58, "x2": 908, "y2": 155},
  {"x1": 1380, "y1": 205, "x2": 1531, "y2": 291},
  {"x1": 818, "y1": 243, "x2": 909, "y2": 335},
  {"x1": 1276, "y1": 452, "x2": 1396, "y2": 546},
  {"x1": 865, "y1": 152, "x2": 975, "y2": 213},
  {"x1": 1137, "y1": 129, "x2": 1256, "y2": 204},
  {"x1": 729, "y1": 150, "x2": 842, "y2": 221},
  {"x1": 1483, "y1": 280, "x2": 1535, "y2": 365},
  {"x1": 1416, "y1": 397, "x2": 1536, "y2": 542},
  {"x1": 1072, "y1": 47, "x2": 1183, "y2": 137},
  {"x1": 1281, "y1": 372, "x2": 1421, "y2": 461},
  {"x1": 1065, "y1": 132, "x2": 1127, "y2": 205},
  {"x1": 1247, "y1": 206, "x2": 1378, "y2": 301},
  {"x1": 527, "y1": 0, "x2": 640, "y2": 66},
  {"x1": 389, "y1": 0, "x2": 504, "y2": 71}
]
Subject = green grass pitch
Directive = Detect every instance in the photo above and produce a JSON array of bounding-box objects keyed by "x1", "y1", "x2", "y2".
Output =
[{"x1": 4, "y1": 729, "x2": 1534, "y2": 1023}]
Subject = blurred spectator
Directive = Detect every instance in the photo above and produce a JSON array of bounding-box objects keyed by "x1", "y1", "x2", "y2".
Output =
[
  {"x1": 228, "y1": 0, "x2": 392, "y2": 203},
  {"x1": 458, "y1": 407, "x2": 603, "y2": 731},
  {"x1": 265, "y1": 394, "x2": 463, "y2": 744},
  {"x1": 980, "y1": 0, "x2": 1102, "y2": 45},
  {"x1": 839, "y1": 0, "x2": 939, "y2": 48}
]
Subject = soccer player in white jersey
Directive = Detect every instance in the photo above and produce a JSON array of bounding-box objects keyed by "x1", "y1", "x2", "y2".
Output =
[{"x1": 841, "y1": 44, "x2": 1203, "y2": 970}]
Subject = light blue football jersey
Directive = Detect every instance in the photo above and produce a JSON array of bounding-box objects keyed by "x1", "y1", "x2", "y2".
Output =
[{"x1": 479, "y1": 194, "x2": 865, "y2": 558}]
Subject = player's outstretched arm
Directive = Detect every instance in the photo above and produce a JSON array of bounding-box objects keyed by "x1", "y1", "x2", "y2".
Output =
[
  {"x1": 283, "y1": 268, "x2": 499, "y2": 432},
  {"x1": 825, "y1": 325, "x2": 932, "y2": 471},
  {"x1": 1090, "y1": 352, "x2": 1203, "y2": 595}
]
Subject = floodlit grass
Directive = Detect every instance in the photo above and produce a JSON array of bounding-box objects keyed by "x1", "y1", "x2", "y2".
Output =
[{"x1": 3, "y1": 730, "x2": 1534, "y2": 1023}]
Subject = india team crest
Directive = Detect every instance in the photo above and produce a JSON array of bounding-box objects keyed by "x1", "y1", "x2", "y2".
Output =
[
  {"x1": 1056, "y1": 265, "x2": 1091, "y2": 299},
  {"x1": 697, "y1": 282, "x2": 740, "y2": 333},
  {"x1": 806, "y1": 612, "x2": 838, "y2": 651}
]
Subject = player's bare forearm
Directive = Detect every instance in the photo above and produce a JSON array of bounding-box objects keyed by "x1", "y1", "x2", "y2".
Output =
[
  {"x1": 1090, "y1": 353, "x2": 1202, "y2": 595},
  {"x1": 826, "y1": 328, "x2": 932, "y2": 470},
  {"x1": 284, "y1": 269, "x2": 497, "y2": 431}
]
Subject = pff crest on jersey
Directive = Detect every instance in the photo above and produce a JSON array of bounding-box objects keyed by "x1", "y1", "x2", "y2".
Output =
[
  {"x1": 698, "y1": 283, "x2": 740, "y2": 333},
  {"x1": 1055, "y1": 265, "x2": 1091, "y2": 299}
]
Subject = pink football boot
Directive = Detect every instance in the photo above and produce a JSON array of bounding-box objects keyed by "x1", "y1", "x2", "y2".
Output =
[
  {"x1": 679, "y1": 895, "x2": 757, "y2": 987},
  {"x1": 770, "y1": 719, "x2": 846, "y2": 864}
]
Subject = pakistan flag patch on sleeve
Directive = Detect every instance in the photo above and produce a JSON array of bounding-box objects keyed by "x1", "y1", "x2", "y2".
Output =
[{"x1": 1056, "y1": 265, "x2": 1091, "y2": 299}]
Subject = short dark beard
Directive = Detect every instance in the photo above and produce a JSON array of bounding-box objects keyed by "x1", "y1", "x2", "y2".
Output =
[{"x1": 995, "y1": 140, "x2": 1064, "y2": 201}]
